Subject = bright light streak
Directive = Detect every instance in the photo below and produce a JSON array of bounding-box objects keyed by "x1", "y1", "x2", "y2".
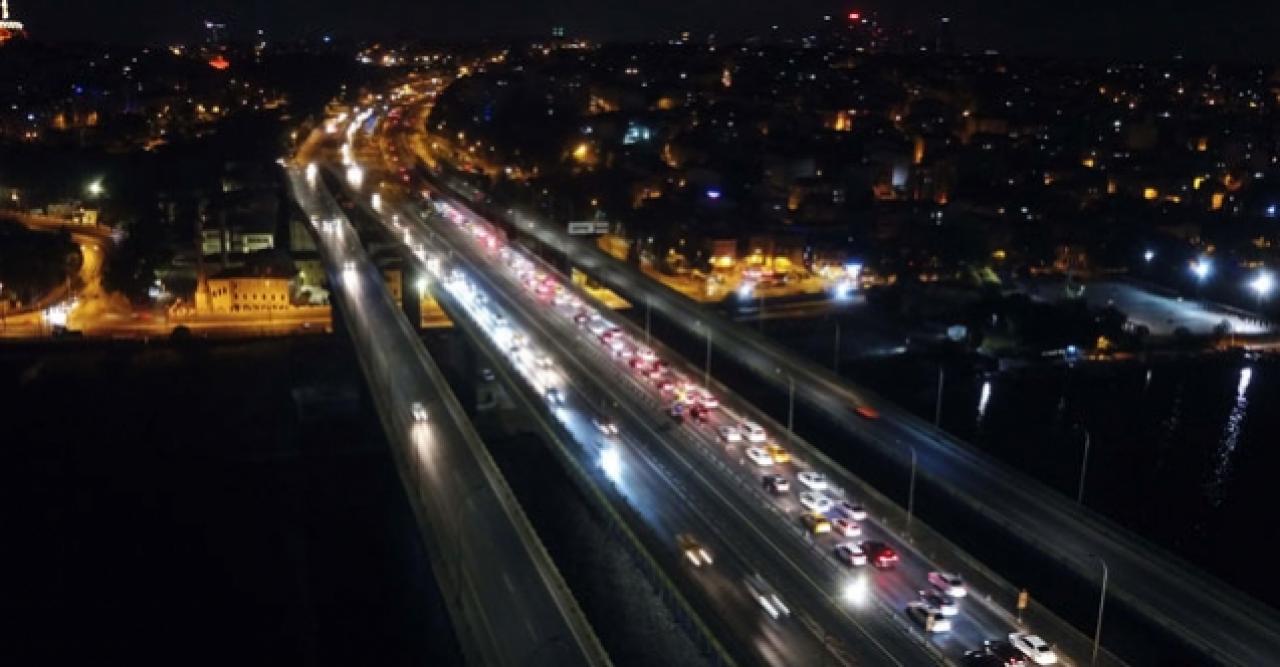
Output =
[
  {"x1": 346, "y1": 164, "x2": 364, "y2": 188},
  {"x1": 416, "y1": 277, "x2": 428, "y2": 295},
  {"x1": 371, "y1": 192, "x2": 382, "y2": 211},
  {"x1": 977, "y1": 380, "x2": 992, "y2": 420},
  {"x1": 1250, "y1": 271, "x2": 1274, "y2": 298},
  {"x1": 841, "y1": 575, "x2": 870, "y2": 606},
  {"x1": 835, "y1": 280, "x2": 854, "y2": 300},
  {"x1": 305, "y1": 162, "x2": 318, "y2": 186},
  {"x1": 1191, "y1": 258, "x2": 1212, "y2": 281},
  {"x1": 600, "y1": 446, "x2": 623, "y2": 483},
  {"x1": 1238, "y1": 367, "x2": 1253, "y2": 397}
]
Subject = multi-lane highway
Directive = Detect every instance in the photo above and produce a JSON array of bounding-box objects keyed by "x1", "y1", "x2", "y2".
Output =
[
  {"x1": 396, "y1": 120, "x2": 1280, "y2": 663},
  {"x1": 285, "y1": 164, "x2": 610, "y2": 667},
  {"x1": 326, "y1": 111, "x2": 1091, "y2": 665}
]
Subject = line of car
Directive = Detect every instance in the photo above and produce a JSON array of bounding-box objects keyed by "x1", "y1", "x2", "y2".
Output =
[{"x1": 408, "y1": 183, "x2": 1061, "y2": 666}]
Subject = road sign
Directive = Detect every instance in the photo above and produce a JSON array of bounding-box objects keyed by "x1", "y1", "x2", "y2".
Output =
[{"x1": 567, "y1": 220, "x2": 611, "y2": 235}]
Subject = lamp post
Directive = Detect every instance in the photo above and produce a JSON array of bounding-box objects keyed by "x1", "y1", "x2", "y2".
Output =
[
  {"x1": 906, "y1": 445, "x2": 918, "y2": 531},
  {"x1": 1089, "y1": 554, "x2": 1109, "y2": 667},
  {"x1": 934, "y1": 365, "x2": 945, "y2": 427},
  {"x1": 833, "y1": 321, "x2": 841, "y2": 372},
  {"x1": 775, "y1": 368, "x2": 795, "y2": 434},
  {"x1": 698, "y1": 321, "x2": 712, "y2": 386},
  {"x1": 1077, "y1": 427, "x2": 1091, "y2": 505}
]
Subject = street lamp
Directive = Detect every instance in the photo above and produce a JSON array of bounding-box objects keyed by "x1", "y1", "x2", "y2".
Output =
[
  {"x1": 1076, "y1": 427, "x2": 1091, "y2": 505},
  {"x1": 775, "y1": 367, "x2": 795, "y2": 435},
  {"x1": 1143, "y1": 249, "x2": 1155, "y2": 263},
  {"x1": 86, "y1": 178, "x2": 105, "y2": 198},
  {"x1": 1249, "y1": 270, "x2": 1273, "y2": 310},
  {"x1": 1190, "y1": 257, "x2": 1212, "y2": 282},
  {"x1": 906, "y1": 445, "x2": 918, "y2": 532},
  {"x1": 1088, "y1": 554, "x2": 1109, "y2": 667}
]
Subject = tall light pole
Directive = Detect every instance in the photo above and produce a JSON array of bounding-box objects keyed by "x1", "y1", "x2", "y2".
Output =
[
  {"x1": 934, "y1": 365, "x2": 945, "y2": 427},
  {"x1": 775, "y1": 368, "x2": 795, "y2": 434},
  {"x1": 1089, "y1": 554, "x2": 1109, "y2": 667},
  {"x1": 699, "y1": 322, "x2": 712, "y2": 386},
  {"x1": 906, "y1": 445, "x2": 918, "y2": 531},
  {"x1": 644, "y1": 295, "x2": 652, "y2": 345},
  {"x1": 1077, "y1": 427, "x2": 1092, "y2": 504},
  {"x1": 833, "y1": 321, "x2": 841, "y2": 372}
]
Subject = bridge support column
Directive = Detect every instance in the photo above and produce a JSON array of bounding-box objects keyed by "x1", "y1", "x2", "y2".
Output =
[{"x1": 401, "y1": 265, "x2": 424, "y2": 332}]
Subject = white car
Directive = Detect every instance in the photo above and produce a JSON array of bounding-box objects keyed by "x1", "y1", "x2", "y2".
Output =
[
  {"x1": 745, "y1": 575, "x2": 790, "y2": 619},
  {"x1": 742, "y1": 421, "x2": 767, "y2": 443},
  {"x1": 831, "y1": 517, "x2": 861, "y2": 537},
  {"x1": 833, "y1": 542, "x2": 867, "y2": 567},
  {"x1": 917, "y1": 590, "x2": 958, "y2": 617},
  {"x1": 717, "y1": 425, "x2": 742, "y2": 443},
  {"x1": 745, "y1": 446, "x2": 774, "y2": 466},
  {"x1": 836, "y1": 500, "x2": 868, "y2": 521},
  {"x1": 592, "y1": 417, "x2": 619, "y2": 437},
  {"x1": 927, "y1": 571, "x2": 967, "y2": 598},
  {"x1": 906, "y1": 602, "x2": 951, "y2": 633},
  {"x1": 796, "y1": 470, "x2": 829, "y2": 491},
  {"x1": 798, "y1": 491, "x2": 832, "y2": 513},
  {"x1": 1009, "y1": 633, "x2": 1058, "y2": 665},
  {"x1": 410, "y1": 401, "x2": 429, "y2": 423}
]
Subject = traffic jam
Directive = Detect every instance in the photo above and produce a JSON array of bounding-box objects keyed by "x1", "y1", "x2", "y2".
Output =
[{"x1": 372, "y1": 168, "x2": 1063, "y2": 665}]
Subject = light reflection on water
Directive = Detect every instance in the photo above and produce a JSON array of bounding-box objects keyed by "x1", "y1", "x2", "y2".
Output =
[{"x1": 1206, "y1": 367, "x2": 1253, "y2": 508}]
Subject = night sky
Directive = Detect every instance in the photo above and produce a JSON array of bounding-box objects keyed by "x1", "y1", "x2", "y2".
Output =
[{"x1": 15, "y1": 0, "x2": 1280, "y2": 61}]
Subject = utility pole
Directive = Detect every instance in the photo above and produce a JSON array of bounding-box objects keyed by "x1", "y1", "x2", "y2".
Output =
[
  {"x1": 833, "y1": 322, "x2": 841, "y2": 371},
  {"x1": 702, "y1": 324, "x2": 712, "y2": 386},
  {"x1": 644, "y1": 296, "x2": 651, "y2": 345},
  {"x1": 1077, "y1": 428, "x2": 1092, "y2": 505},
  {"x1": 906, "y1": 446, "x2": 918, "y2": 531},
  {"x1": 1089, "y1": 555, "x2": 1109, "y2": 667},
  {"x1": 933, "y1": 365, "x2": 945, "y2": 427}
]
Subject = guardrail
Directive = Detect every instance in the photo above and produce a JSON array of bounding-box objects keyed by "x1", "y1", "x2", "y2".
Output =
[
  {"x1": 418, "y1": 201, "x2": 951, "y2": 666},
  {"x1": 423, "y1": 171, "x2": 1280, "y2": 665},
  {"x1": 287, "y1": 167, "x2": 611, "y2": 667},
  {"x1": 417, "y1": 253, "x2": 739, "y2": 667}
]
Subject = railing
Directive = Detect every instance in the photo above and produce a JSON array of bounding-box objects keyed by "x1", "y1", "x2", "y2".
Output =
[{"x1": 285, "y1": 166, "x2": 611, "y2": 667}]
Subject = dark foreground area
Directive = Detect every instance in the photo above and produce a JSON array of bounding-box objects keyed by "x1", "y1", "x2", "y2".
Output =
[{"x1": 0, "y1": 337, "x2": 459, "y2": 666}]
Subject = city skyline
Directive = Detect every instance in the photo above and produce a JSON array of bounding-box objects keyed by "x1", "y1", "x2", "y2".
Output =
[{"x1": 9, "y1": 0, "x2": 1280, "y2": 61}]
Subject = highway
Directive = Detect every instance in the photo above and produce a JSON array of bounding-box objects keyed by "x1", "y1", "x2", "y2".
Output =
[
  {"x1": 284, "y1": 163, "x2": 610, "y2": 667},
  {"x1": 330, "y1": 112, "x2": 1084, "y2": 664},
  {"x1": 413, "y1": 137, "x2": 1280, "y2": 663}
]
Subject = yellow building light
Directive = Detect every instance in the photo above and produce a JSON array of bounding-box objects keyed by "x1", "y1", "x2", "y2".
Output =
[
  {"x1": 1210, "y1": 192, "x2": 1225, "y2": 210},
  {"x1": 1192, "y1": 176, "x2": 1205, "y2": 190},
  {"x1": 1081, "y1": 156, "x2": 1096, "y2": 168},
  {"x1": 1143, "y1": 187, "x2": 1159, "y2": 200}
]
